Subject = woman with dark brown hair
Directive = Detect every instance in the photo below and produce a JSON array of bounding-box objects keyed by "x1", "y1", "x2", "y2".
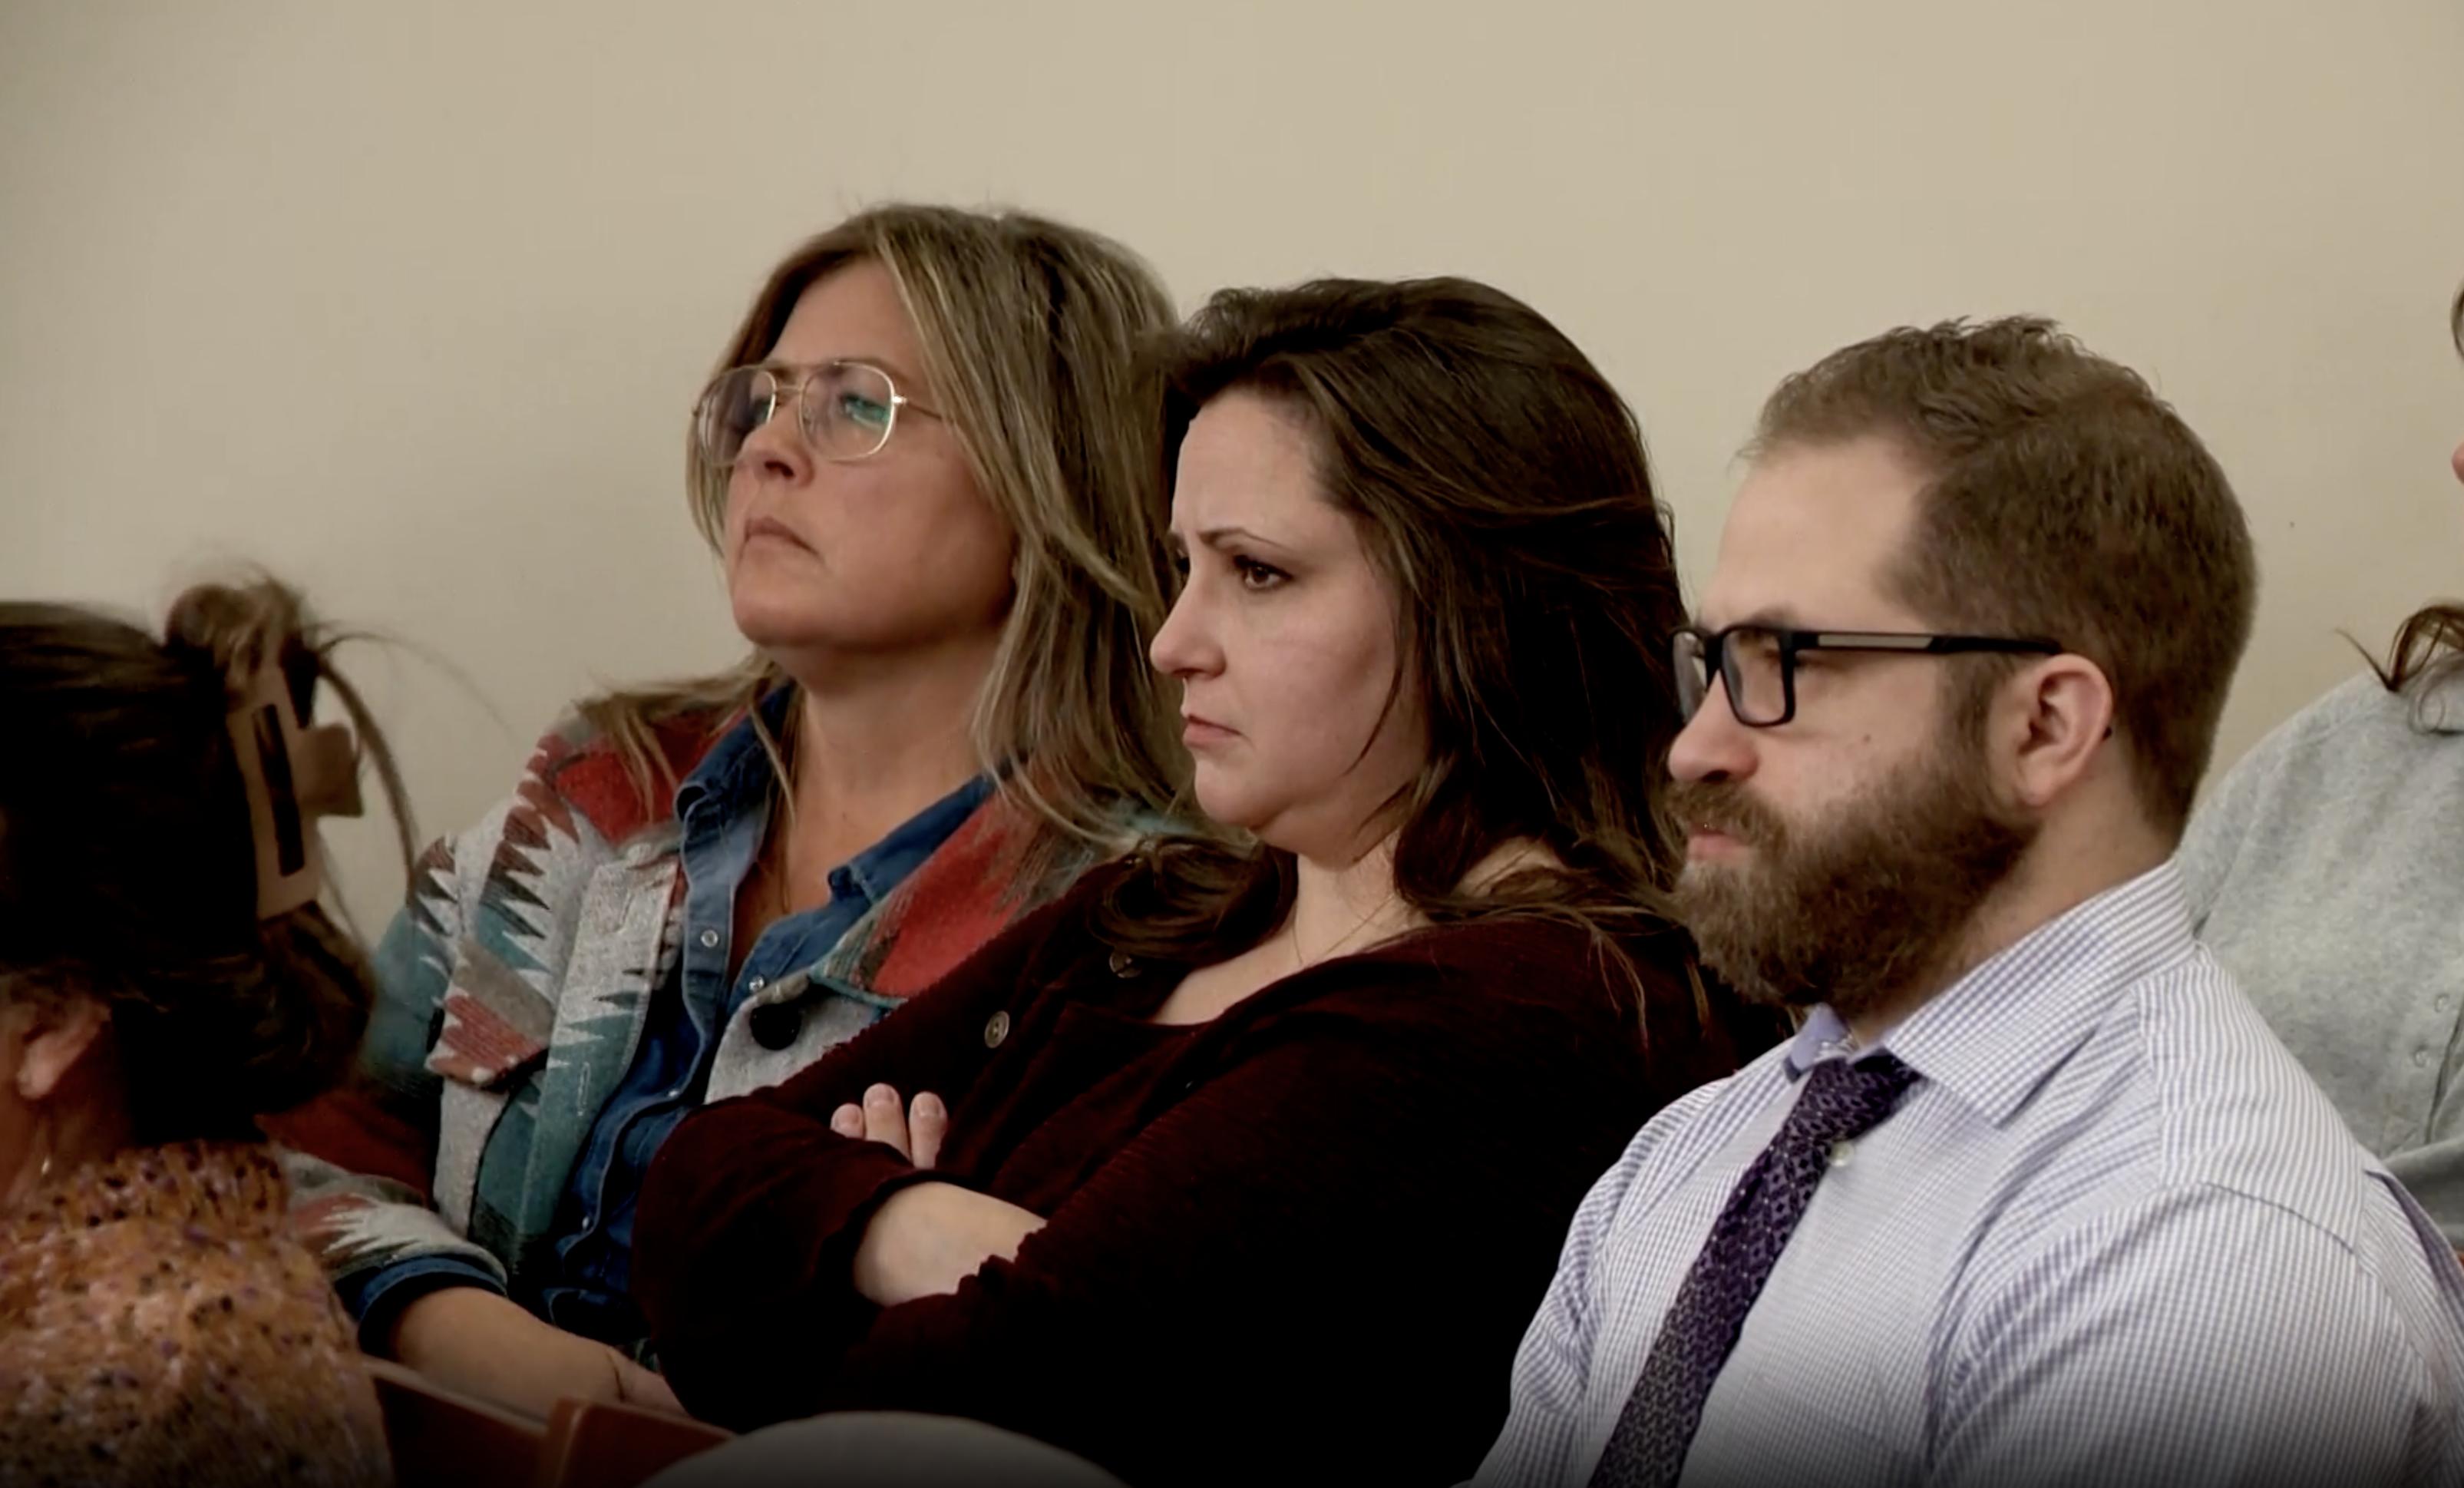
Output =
[
  {"x1": 2182, "y1": 281, "x2": 2464, "y2": 1247},
  {"x1": 0, "y1": 578, "x2": 406, "y2": 1486},
  {"x1": 631, "y1": 276, "x2": 1780, "y2": 1486}
]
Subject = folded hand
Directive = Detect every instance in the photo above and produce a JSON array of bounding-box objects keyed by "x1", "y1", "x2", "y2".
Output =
[
  {"x1": 829, "y1": 1083, "x2": 1044, "y2": 1306},
  {"x1": 831, "y1": 1083, "x2": 947, "y2": 1169}
]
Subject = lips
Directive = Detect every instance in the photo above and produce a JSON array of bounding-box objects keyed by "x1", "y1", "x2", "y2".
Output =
[
  {"x1": 742, "y1": 514, "x2": 811, "y2": 553},
  {"x1": 1181, "y1": 713, "x2": 1236, "y2": 746},
  {"x1": 1686, "y1": 826, "x2": 1747, "y2": 860},
  {"x1": 1679, "y1": 808, "x2": 1764, "y2": 864}
]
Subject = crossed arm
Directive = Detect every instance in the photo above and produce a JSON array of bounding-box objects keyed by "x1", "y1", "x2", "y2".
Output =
[{"x1": 830, "y1": 1083, "x2": 1046, "y2": 1308}]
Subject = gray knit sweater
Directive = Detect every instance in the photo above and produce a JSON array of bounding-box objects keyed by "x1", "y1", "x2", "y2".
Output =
[{"x1": 2180, "y1": 669, "x2": 2464, "y2": 1245}]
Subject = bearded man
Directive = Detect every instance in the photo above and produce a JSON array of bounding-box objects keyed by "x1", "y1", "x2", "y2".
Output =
[{"x1": 1472, "y1": 318, "x2": 2464, "y2": 1488}]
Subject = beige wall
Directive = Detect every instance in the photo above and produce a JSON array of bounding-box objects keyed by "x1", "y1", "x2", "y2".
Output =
[{"x1": 4, "y1": 0, "x2": 2460, "y2": 930}]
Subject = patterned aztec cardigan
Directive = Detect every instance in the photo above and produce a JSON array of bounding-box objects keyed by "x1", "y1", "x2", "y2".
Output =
[{"x1": 270, "y1": 710, "x2": 1118, "y2": 1307}]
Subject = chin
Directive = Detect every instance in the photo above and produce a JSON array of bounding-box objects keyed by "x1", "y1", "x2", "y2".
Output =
[
  {"x1": 728, "y1": 585, "x2": 839, "y2": 649},
  {"x1": 1190, "y1": 775, "x2": 1269, "y2": 836},
  {"x1": 1676, "y1": 856, "x2": 1739, "y2": 887}
]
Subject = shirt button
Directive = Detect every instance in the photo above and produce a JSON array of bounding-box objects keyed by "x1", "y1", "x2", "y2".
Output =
[
  {"x1": 2416, "y1": 1048, "x2": 2434, "y2": 1070},
  {"x1": 2438, "y1": 995, "x2": 2454, "y2": 1014},
  {"x1": 748, "y1": 976, "x2": 767, "y2": 993},
  {"x1": 699, "y1": 928, "x2": 721, "y2": 949},
  {"x1": 983, "y1": 1011, "x2": 1012, "y2": 1049},
  {"x1": 1828, "y1": 1139, "x2": 1856, "y2": 1168}
]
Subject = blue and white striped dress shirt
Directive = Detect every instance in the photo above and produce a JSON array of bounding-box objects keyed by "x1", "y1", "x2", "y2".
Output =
[{"x1": 1472, "y1": 861, "x2": 2464, "y2": 1488}]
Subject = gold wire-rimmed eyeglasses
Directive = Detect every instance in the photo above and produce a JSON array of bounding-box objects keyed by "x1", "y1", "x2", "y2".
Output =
[{"x1": 692, "y1": 360, "x2": 944, "y2": 466}]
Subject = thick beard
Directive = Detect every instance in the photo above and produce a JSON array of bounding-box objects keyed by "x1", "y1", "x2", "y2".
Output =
[{"x1": 1668, "y1": 732, "x2": 2037, "y2": 1027}]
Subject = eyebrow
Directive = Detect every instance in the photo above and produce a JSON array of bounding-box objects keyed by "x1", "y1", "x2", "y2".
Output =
[
  {"x1": 760, "y1": 355, "x2": 930, "y2": 395},
  {"x1": 1172, "y1": 524, "x2": 1297, "y2": 555},
  {"x1": 1696, "y1": 605, "x2": 1812, "y2": 632}
]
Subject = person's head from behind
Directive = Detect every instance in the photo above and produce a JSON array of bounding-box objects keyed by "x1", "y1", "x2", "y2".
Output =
[
  {"x1": 623, "y1": 203, "x2": 1181, "y2": 840},
  {"x1": 2451, "y1": 281, "x2": 2464, "y2": 491},
  {"x1": 2380, "y1": 281, "x2": 2464, "y2": 700},
  {"x1": 1135, "y1": 276, "x2": 1689, "y2": 935},
  {"x1": 1669, "y1": 317, "x2": 2256, "y2": 1024},
  {"x1": 0, "y1": 580, "x2": 406, "y2": 1208}
]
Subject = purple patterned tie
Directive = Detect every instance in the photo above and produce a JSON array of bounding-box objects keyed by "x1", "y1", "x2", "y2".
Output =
[{"x1": 1587, "y1": 1052, "x2": 1923, "y2": 1488}]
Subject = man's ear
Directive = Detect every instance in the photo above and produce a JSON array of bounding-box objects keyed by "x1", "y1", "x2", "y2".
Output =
[
  {"x1": 2000, "y1": 654, "x2": 2116, "y2": 811},
  {"x1": 13, "y1": 995, "x2": 110, "y2": 1104}
]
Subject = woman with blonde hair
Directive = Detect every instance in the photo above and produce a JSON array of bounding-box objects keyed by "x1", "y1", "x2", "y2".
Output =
[{"x1": 273, "y1": 204, "x2": 1186, "y2": 1417}]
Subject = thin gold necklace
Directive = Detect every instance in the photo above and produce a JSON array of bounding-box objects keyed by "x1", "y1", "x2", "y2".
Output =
[
  {"x1": 761, "y1": 720, "x2": 808, "y2": 926},
  {"x1": 1290, "y1": 889, "x2": 1401, "y2": 971},
  {"x1": 762, "y1": 838, "x2": 794, "y2": 925}
]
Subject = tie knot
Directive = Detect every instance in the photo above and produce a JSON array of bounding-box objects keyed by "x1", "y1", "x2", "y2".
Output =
[{"x1": 1791, "y1": 1052, "x2": 1921, "y2": 1146}]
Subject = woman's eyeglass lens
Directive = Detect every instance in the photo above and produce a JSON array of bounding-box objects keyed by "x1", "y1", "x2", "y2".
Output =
[{"x1": 695, "y1": 362, "x2": 904, "y2": 466}]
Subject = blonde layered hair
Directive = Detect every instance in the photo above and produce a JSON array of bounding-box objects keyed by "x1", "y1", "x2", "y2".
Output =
[{"x1": 582, "y1": 204, "x2": 1186, "y2": 848}]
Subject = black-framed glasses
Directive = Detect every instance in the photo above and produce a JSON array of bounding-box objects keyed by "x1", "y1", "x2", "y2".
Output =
[
  {"x1": 692, "y1": 360, "x2": 943, "y2": 468},
  {"x1": 1673, "y1": 624, "x2": 2063, "y2": 727}
]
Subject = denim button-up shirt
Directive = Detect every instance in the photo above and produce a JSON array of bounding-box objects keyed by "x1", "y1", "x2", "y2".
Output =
[{"x1": 345, "y1": 699, "x2": 989, "y2": 1352}]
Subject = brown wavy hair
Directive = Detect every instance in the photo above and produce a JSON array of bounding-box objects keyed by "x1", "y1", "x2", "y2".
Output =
[
  {"x1": 580, "y1": 203, "x2": 1185, "y2": 851},
  {"x1": 2367, "y1": 281, "x2": 2464, "y2": 713},
  {"x1": 0, "y1": 577, "x2": 413, "y2": 1141},
  {"x1": 1094, "y1": 277, "x2": 1693, "y2": 994}
]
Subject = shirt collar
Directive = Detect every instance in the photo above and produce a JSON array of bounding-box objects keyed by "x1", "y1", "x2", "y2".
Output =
[
  {"x1": 1785, "y1": 859, "x2": 2198, "y2": 1126},
  {"x1": 671, "y1": 689, "x2": 995, "y2": 911},
  {"x1": 5, "y1": 1140, "x2": 286, "y2": 1253},
  {"x1": 672, "y1": 688, "x2": 796, "y2": 827},
  {"x1": 837, "y1": 773, "x2": 993, "y2": 906}
]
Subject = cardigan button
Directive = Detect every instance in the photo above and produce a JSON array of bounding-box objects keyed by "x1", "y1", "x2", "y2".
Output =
[
  {"x1": 983, "y1": 1010, "x2": 1012, "y2": 1049},
  {"x1": 749, "y1": 1003, "x2": 802, "y2": 1052}
]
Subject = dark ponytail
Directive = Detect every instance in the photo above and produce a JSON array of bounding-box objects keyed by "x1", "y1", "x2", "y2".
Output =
[
  {"x1": 0, "y1": 576, "x2": 414, "y2": 1140},
  {"x1": 2367, "y1": 603, "x2": 2464, "y2": 715},
  {"x1": 2361, "y1": 285, "x2": 2464, "y2": 714}
]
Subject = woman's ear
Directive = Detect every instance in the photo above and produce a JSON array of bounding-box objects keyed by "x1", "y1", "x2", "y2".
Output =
[{"x1": 12, "y1": 995, "x2": 111, "y2": 1103}]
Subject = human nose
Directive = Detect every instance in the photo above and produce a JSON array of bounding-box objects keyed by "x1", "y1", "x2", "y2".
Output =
[
  {"x1": 734, "y1": 379, "x2": 814, "y2": 486},
  {"x1": 1148, "y1": 574, "x2": 1220, "y2": 681},
  {"x1": 1667, "y1": 670, "x2": 1757, "y2": 785}
]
